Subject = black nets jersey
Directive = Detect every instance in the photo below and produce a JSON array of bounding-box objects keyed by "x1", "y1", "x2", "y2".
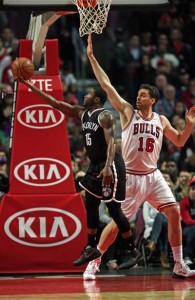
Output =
[{"x1": 81, "y1": 108, "x2": 108, "y2": 165}]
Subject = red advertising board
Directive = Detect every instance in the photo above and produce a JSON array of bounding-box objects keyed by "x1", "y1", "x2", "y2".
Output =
[{"x1": 0, "y1": 39, "x2": 87, "y2": 273}]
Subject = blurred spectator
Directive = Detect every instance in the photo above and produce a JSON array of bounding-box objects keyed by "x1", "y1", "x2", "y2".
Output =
[
  {"x1": 166, "y1": 159, "x2": 179, "y2": 185},
  {"x1": 60, "y1": 60, "x2": 78, "y2": 94},
  {"x1": 183, "y1": 1, "x2": 195, "y2": 75},
  {"x1": 0, "y1": 13, "x2": 8, "y2": 32},
  {"x1": 157, "y1": 1, "x2": 183, "y2": 33},
  {"x1": 128, "y1": 35, "x2": 143, "y2": 73},
  {"x1": 141, "y1": 31, "x2": 156, "y2": 57},
  {"x1": 164, "y1": 115, "x2": 186, "y2": 165},
  {"x1": 154, "y1": 74, "x2": 168, "y2": 97},
  {"x1": 109, "y1": 27, "x2": 130, "y2": 97},
  {"x1": 155, "y1": 59, "x2": 174, "y2": 81},
  {"x1": 0, "y1": 27, "x2": 15, "y2": 49},
  {"x1": 161, "y1": 170, "x2": 174, "y2": 193},
  {"x1": 143, "y1": 201, "x2": 170, "y2": 269},
  {"x1": 179, "y1": 126, "x2": 195, "y2": 172},
  {"x1": 71, "y1": 154, "x2": 79, "y2": 176},
  {"x1": 0, "y1": 150, "x2": 9, "y2": 194},
  {"x1": 171, "y1": 115, "x2": 181, "y2": 128},
  {"x1": 136, "y1": 54, "x2": 155, "y2": 88},
  {"x1": 0, "y1": 94, "x2": 13, "y2": 154},
  {"x1": 156, "y1": 34, "x2": 170, "y2": 50},
  {"x1": 180, "y1": 78, "x2": 195, "y2": 109},
  {"x1": 180, "y1": 176, "x2": 195, "y2": 264},
  {"x1": 64, "y1": 91, "x2": 79, "y2": 106},
  {"x1": 175, "y1": 67, "x2": 190, "y2": 96},
  {"x1": 150, "y1": 42, "x2": 180, "y2": 71},
  {"x1": 154, "y1": 84, "x2": 178, "y2": 119},
  {"x1": 0, "y1": 150, "x2": 8, "y2": 177},
  {"x1": 0, "y1": 37, "x2": 14, "y2": 93},
  {"x1": 175, "y1": 118, "x2": 186, "y2": 132},
  {"x1": 169, "y1": 28, "x2": 192, "y2": 68},
  {"x1": 126, "y1": 34, "x2": 143, "y2": 100},
  {"x1": 164, "y1": 137, "x2": 181, "y2": 164},
  {"x1": 173, "y1": 101, "x2": 186, "y2": 119},
  {"x1": 174, "y1": 170, "x2": 191, "y2": 203}
]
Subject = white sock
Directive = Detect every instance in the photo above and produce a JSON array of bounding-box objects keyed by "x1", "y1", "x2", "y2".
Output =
[{"x1": 172, "y1": 246, "x2": 183, "y2": 263}]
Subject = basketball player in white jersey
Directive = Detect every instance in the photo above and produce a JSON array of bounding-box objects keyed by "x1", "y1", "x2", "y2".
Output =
[{"x1": 83, "y1": 34, "x2": 195, "y2": 279}]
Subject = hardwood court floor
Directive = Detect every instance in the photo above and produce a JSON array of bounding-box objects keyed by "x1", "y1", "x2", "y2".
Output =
[{"x1": 0, "y1": 267, "x2": 195, "y2": 300}]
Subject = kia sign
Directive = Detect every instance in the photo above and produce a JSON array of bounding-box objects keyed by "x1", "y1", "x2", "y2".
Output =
[
  {"x1": 17, "y1": 104, "x2": 65, "y2": 129},
  {"x1": 14, "y1": 158, "x2": 70, "y2": 186},
  {"x1": 4, "y1": 207, "x2": 82, "y2": 247}
]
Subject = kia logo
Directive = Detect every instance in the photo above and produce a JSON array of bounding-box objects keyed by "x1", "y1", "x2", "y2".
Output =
[
  {"x1": 14, "y1": 158, "x2": 70, "y2": 186},
  {"x1": 4, "y1": 207, "x2": 82, "y2": 247},
  {"x1": 17, "y1": 104, "x2": 64, "y2": 129}
]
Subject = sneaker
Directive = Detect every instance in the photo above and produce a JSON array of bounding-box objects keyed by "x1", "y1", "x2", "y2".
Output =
[
  {"x1": 184, "y1": 257, "x2": 193, "y2": 265},
  {"x1": 118, "y1": 248, "x2": 143, "y2": 270},
  {"x1": 173, "y1": 261, "x2": 195, "y2": 278},
  {"x1": 83, "y1": 257, "x2": 102, "y2": 280},
  {"x1": 73, "y1": 246, "x2": 101, "y2": 266},
  {"x1": 106, "y1": 259, "x2": 118, "y2": 270}
]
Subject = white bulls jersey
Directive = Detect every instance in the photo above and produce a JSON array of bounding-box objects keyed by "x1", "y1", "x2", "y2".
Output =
[{"x1": 122, "y1": 110, "x2": 163, "y2": 175}]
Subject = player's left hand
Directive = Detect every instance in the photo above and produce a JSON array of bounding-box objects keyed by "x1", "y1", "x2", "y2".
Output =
[
  {"x1": 186, "y1": 106, "x2": 195, "y2": 124},
  {"x1": 97, "y1": 166, "x2": 113, "y2": 187}
]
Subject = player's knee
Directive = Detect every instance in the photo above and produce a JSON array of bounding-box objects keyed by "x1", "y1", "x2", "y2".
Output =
[
  {"x1": 161, "y1": 204, "x2": 180, "y2": 222},
  {"x1": 109, "y1": 220, "x2": 119, "y2": 234}
]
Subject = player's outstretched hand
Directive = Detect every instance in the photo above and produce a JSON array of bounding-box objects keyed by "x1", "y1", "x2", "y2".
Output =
[
  {"x1": 14, "y1": 77, "x2": 36, "y2": 93},
  {"x1": 186, "y1": 106, "x2": 195, "y2": 124}
]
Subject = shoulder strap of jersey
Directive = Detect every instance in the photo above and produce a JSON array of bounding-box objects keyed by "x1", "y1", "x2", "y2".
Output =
[{"x1": 81, "y1": 109, "x2": 88, "y2": 123}]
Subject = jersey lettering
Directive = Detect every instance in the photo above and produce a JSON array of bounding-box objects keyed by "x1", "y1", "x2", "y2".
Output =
[
  {"x1": 122, "y1": 111, "x2": 163, "y2": 174},
  {"x1": 82, "y1": 122, "x2": 99, "y2": 131},
  {"x1": 85, "y1": 133, "x2": 92, "y2": 146},
  {"x1": 133, "y1": 123, "x2": 160, "y2": 138},
  {"x1": 138, "y1": 137, "x2": 155, "y2": 152}
]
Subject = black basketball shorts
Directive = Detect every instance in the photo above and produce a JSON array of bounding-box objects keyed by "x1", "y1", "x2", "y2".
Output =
[{"x1": 79, "y1": 153, "x2": 126, "y2": 202}]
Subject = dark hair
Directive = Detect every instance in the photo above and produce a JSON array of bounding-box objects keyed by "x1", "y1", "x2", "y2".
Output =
[
  {"x1": 93, "y1": 87, "x2": 107, "y2": 105},
  {"x1": 140, "y1": 84, "x2": 160, "y2": 104}
]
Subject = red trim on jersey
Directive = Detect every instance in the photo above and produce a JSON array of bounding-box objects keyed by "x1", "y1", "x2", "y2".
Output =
[
  {"x1": 126, "y1": 168, "x2": 157, "y2": 175},
  {"x1": 159, "y1": 114, "x2": 164, "y2": 128},
  {"x1": 122, "y1": 110, "x2": 135, "y2": 132},
  {"x1": 158, "y1": 202, "x2": 177, "y2": 212},
  {"x1": 138, "y1": 111, "x2": 154, "y2": 121}
]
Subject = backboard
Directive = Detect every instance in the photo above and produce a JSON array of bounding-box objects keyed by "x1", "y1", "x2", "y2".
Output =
[{"x1": 1, "y1": 0, "x2": 170, "y2": 11}]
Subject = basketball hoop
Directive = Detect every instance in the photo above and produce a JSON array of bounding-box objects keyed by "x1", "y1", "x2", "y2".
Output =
[{"x1": 71, "y1": 0, "x2": 112, "y2": 37}]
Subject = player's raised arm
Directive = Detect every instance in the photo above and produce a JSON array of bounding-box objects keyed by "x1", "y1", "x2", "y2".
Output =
[
  {"x1": 87, "y1": 34, "x2": 133, "y2": 116},
  {"x1": 18, "y1": 79, "x2": 84, "y2": 120},
  {"x1": 162, "y1": 106, "x2": 195, "y2": 147}
]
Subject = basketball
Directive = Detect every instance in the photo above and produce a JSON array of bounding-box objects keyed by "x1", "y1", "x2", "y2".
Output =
[
  {"x1": 77, "y1": 0, "x2": 96, "y2": 8},
  {"x1": 11, "y1": 57, "x2": 34, "y2": 80}
]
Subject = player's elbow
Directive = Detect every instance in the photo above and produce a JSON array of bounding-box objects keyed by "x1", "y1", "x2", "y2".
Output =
[
  {"x1": 101, "y1": 79, "x2": 111, "y2": 90},
  {"x1": 175, "y1": 139, "x2": 185, "y2": 147}
]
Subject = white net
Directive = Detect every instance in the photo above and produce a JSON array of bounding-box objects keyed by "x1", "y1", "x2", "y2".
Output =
[{"x1": 71, "y1": 0, "x2": 112, "y2": 37}]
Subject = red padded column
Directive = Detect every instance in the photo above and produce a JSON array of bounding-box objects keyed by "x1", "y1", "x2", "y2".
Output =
[
  {"x1": 46, "y1": 39, "x2": 59, "y2": 75},
  {"x1": 0, "y1": 39, "x2": 87, "y2": 273},
  {"x1": 19, "y1": 39, "x2": 33, "y2": 60}
]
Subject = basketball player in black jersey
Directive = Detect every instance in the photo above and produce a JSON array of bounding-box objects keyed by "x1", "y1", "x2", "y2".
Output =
[{"x1": 18, "y1": 79, "x2": 142, "y2": 268}]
